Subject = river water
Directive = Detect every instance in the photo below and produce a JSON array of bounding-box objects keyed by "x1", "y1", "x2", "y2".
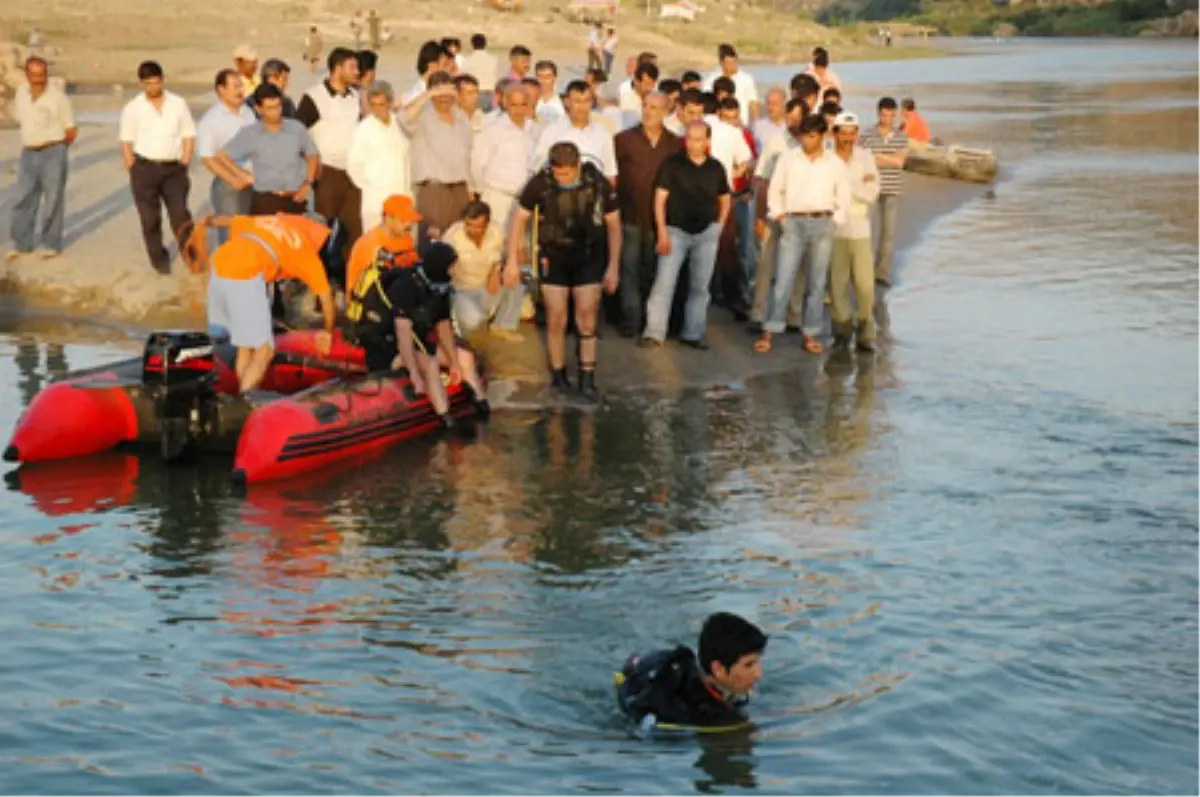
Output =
[{"x1": 0, "y1": 40, "x2": 1196, "y2": 794}]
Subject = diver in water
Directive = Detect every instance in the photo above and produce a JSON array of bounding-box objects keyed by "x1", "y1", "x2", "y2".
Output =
[
  {"x1": 616, "y1": 612, "x2": 768, "y2": 733},
  {"x1": 349, "y1": 240, "x2": 490, "y2": 428}
]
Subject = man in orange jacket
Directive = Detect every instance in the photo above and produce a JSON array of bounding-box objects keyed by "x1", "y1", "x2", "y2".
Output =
[{"x1": 205, "y1": 212, "x2": 336, "y2": 393}]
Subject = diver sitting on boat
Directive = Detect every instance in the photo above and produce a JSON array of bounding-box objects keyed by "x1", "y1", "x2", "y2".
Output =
[
  {"x1": 616, "y1": 612, "x2": 768, "y2": 735},
  {"x1": 199, "y1": 212, "x2": 337, "y2": 393},
  {"x1": 348, "y1": 241, "x2": 490, "y2": 429}
]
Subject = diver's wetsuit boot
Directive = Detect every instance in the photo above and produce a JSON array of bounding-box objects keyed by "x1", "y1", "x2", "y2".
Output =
[
  {"x1": 550, "y1": 368, "x2": 573, "y2": 393},
  {"x1": 578, "y1": 368, "x2": 600, "y2": 403}
]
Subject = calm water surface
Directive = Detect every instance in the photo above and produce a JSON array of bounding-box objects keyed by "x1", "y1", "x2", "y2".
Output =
[{"x1": 1, "y1": 41, "x2": 1196, "y2": 794}]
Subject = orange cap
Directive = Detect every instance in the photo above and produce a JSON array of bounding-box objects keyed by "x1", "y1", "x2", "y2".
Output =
[{"x1": 382, "y1": 195, "x2": 422, "y2": 223}]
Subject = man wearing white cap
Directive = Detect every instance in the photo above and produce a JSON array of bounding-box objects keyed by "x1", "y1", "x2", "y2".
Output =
[
  {"x1": 829, "y1": 111, "x2": 880, "y2": 352},
  {"x1": 233, "y1": 45, "x2": 260, "y2": 94}
]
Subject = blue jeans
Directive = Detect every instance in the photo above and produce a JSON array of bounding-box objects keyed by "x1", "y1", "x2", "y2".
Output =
[
  {"x1": 644, "y1": 223, "x2": 721, "y2": 343},
  {"x1": 11, "y1": 143, "x2": 68, "y2": 252},
  {"x1": 766, "y1": 215, "x2": 834, "y2": 336},
  {"x1": 734, "y1": 194, "x2": 757, "y2": 304},
  {"x1": 209, "y1": 177, "x2": 251, "y2": 248}
]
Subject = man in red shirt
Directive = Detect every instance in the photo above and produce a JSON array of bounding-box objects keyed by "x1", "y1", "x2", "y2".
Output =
[
  {"x1": 900, "y1": 98, "x2": 932, "y2": 143},
  {"x1": 717, "y1": 96, "x2": 758, "y2": 320}
]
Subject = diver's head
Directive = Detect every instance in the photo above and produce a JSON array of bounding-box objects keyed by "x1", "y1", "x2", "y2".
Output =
[
  {"x1": 699, "y1": 612, "x2": 768, "y2": 696},
  {"x1": 419, "y1": 241, "x2": 458, "y2": 286},
  {"x1": 548, "y1": 141, "x2": 582, "y2": 188}
]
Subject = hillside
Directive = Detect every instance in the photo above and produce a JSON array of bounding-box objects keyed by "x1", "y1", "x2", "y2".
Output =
[
  {"x1": 0, "y1": 0, "x2": 935, "y2": 88},
  {"x1": 817, "y1": 0, "x2": 1199, "y2": 36}
]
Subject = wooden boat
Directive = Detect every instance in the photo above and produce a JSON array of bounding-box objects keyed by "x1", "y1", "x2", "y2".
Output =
[{"x1": 905, "y1": 141, "x2": 999, "y2": 184}]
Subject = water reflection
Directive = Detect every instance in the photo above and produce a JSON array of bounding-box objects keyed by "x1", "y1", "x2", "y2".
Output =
[{"x1": 15, "y1": 338, "x2": 69, "y2": 406}]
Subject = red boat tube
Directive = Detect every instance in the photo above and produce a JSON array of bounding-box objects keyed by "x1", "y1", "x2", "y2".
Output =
[
  {"x1": 232, "y1": 369, "x2": 482, "y2": 485},
  {"x1": 5, "y1": 330, "x2": 364, "y2": 464}
]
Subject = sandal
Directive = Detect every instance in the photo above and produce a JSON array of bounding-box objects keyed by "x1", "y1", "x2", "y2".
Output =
[
  {"x1": 802, "y1": 335, "x2": 823, "y2": 354},
  {"x1": 754, "y1": 334, "x2": 772, "y2": 354}
]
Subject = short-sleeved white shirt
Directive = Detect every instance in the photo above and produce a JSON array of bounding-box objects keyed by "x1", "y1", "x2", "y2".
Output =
[{"x1": 118, "y1": 91, "x2": 196, "y2": 161}]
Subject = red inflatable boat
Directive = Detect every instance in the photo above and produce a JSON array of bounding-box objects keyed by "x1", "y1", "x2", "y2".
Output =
[{"x1": 5, "y1": 329, "x2": 484, "y2": 485}]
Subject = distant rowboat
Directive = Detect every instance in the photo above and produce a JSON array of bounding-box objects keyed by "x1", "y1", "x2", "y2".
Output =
[{"x1": 905, "y1": 140, "x2": 999, "y2": 184}]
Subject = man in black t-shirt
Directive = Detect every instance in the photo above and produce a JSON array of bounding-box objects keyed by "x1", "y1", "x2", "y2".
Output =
[
  {"x1": 504, "y1": 141, "x2": 621, "y2": 401},
  {"x1": 355, "y1": 242, "x2": 489, "y2": 427},
  {"x1": 642, "y1": 121, "x2": 731, "y2": 348}
]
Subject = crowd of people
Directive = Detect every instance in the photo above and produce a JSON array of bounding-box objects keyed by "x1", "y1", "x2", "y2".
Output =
[{"x1": 6, "y1": 34, "x2": 938, "y2": 411}]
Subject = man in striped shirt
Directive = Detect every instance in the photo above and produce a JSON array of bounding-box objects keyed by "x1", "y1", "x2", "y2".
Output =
[{"x1": 858, "y1": 96, "x2": 908, "y2": 328}]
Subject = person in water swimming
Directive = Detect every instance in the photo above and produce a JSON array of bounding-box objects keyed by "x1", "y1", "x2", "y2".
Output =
[{"x1": 616, "y1": 612, "x2": 768, "y2": 732}]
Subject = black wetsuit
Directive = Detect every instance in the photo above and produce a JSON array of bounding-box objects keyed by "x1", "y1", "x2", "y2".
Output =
[
  {"x1": 354, "y1": 268, "x2": 452, "y2": 373},
  {"x1": 616, "y1": 645, "x2": 749, "y2": 729}
]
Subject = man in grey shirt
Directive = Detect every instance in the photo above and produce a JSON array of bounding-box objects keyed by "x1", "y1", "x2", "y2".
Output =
[
  {"x1": 401, "y1": 70, "x2": 472, "y2": 236},
  {"x1": 217, "y1": 83, "x2": 319, "y2": 215}
]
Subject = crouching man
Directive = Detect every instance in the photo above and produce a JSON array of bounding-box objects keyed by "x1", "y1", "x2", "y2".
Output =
[
  {"x1": 353, "y1": 240, "x2": 490, "y2": 428},
  {"x1": 205, "y1": 212, "x2": 336, "y2": 392}
]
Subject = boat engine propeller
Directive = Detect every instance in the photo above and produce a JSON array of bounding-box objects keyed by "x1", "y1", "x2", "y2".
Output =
[{"x1": 142, "y1": 331, "x2": 217, "y2": 462}]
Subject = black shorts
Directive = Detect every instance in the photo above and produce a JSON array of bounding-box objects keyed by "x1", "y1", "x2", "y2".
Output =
[
  {"x1": 361, "y1": 334, "x2": 398, "y2": 373},
  {"x1": 541, "y1": 251, "x2": 605, "y2": 288}
]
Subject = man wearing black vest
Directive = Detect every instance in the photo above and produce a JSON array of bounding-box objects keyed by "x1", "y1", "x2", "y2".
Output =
[{"x1": 504, "y1": 142, "x2": 621, "y2": 401}]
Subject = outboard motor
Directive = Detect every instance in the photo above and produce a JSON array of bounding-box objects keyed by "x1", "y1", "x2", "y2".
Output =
[{"x1": 142, "y1": 331, "x2": 216, "y2": 461}]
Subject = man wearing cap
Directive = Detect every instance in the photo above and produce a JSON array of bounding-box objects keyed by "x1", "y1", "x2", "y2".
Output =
[
  {"x1": 202, "y1": 212, "x2": 336, "y2": 393},
  {"x1": 829, "y1": 111, "x2": 880, "y2": 352},
  {"x1": 234, "y1": 45, "x2": 260, "y2": 94},
  {"x1": 346, "y1": 194, "x2": 421, "y2": 297}
]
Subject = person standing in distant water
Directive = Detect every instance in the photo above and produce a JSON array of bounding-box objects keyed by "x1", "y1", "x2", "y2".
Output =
[
  {"x1": 7, "y1": 56, "x2": 76, "y2": 262},
  {"x1": 197, "y1": 68, "x2": 255, "y2": 246},
  {"x1": 858, "y1": 96, "x2": 909, "y2": 328},
  {"x1": 296, "y1": 48, "x2": 363, "y2": 249},
  {"x1": 602, "y1": 27, "x2": 618, "y2": 77},
  {"x1": 233, "y1": 44, "x2": 260, "y2": 94},
  {"x1": 118, "y1": 60, "x2": 195, "y2": 275},
  {"x1": 304, "y1": 26, "x2": 323, "y2": 74},
  {"x1": 217, "y1": 84, "x2": 319, "y2": 216},
  {"x1": 367, "y1": 9, "x2": 382, "y2": 50},
  {"x1": 347, "y1": 81, "x2": 412, "y2": 232},
  {"x1": 461, "y1": 34, "x2": 498, "y2": 109},
  {"x1": 587, "y1": 22, "x2": 603, "y2": 72}
]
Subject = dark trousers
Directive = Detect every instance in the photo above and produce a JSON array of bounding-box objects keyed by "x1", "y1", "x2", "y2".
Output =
[
  {"x1": 714, "y1": 214, "x2": 745, "y2": 312},
  {"x1": 315, "y1": 165, "x2": 362, "y2": 245},
  {"x1": 250, "y1": 190, "x2": 306, "y2": 215},
  {"x1": 130, "y1": 157, "x2": 191, "y2": 274},
  {"x1": 619, "y1": 223, "x2": 657, "y2": 334}
]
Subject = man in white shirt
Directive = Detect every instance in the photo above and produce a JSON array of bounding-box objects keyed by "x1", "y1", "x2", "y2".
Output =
[
  {"x1": 461, "y1": 33, "x2": 499, "y2": 110},
  {"x1": 758, "y1": 113, "x2": 849, "y2": 355},
  {"x1": 347, "y1": 81, "x2": 412, "y2": 232},
  {"x1": 533, "y1": 60, "x2": 565, "y2": 126},
  {"x1": 118, "y1": 60, "x2": 196, "y2": 275},
  {"x1": 296, "y1": 47, "x2": 363, "y2": 253},
  {"x1": 703, "y1": 43, "x2": 758, "y2": 125},
  {"x1": 471, "y1": 83, "x2": 535, "y2": 233},
  {"x1": 750, "y1": 97, "x2": 805, "y2": 329},
  {"x1": 7, "y1": 56, "x2": 76, "y2": 261},
  {"x1": 618, "y1": 61, "x2": 659, "y2": 131},
  {"x1": 197, "y1": 68, "x2": 256, "y2": 246},
  {"x1": 402, "y1": 40, "x2": 446, "y2": 106},
  {"x1": 616, "y1": 56, "x2": 640, "y2": 113},
  {"x1": 531, "y1": 81, "x2": 617, "y2": 182},
  {"x1": 702, "y1": 107, "x2": 751, "y2": 191},
  {"x1": 829, "y1": 112, "x2": 881, "y2": 352}
]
